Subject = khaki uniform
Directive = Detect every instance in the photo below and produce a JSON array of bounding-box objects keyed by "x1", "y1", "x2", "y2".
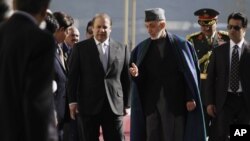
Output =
[{"x1": 187, "y1": 31, "x2": 229, "y2": 80}]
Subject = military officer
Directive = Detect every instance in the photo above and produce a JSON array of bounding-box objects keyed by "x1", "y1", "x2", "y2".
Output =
[{"x1": 186, "y1": 8, "x2": 230, "y2": 137}]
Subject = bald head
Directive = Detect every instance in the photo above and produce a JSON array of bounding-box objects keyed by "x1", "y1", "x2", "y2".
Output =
[{"x1": 65, "y1": 26, "x2": 80, "y2": 48}]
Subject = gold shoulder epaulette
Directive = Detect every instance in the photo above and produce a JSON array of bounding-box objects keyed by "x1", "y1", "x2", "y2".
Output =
[
  {"x1": 218, "y1": 30, "x2": 229, "y2": 36},
  {"x1": 186, "y1": 32, "x2": 202, "y2": 40}
]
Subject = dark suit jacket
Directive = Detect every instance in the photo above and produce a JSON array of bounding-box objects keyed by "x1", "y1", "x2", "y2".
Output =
[
  {"x1": 62, "y1": 42, "x2": 72, "y2": 63},
  {"x1": 68, "y1": 38, "x2": 130, "y2": 116},
  {"x1": 54, "y1": 45, "x2": 70, "y2": 128},
  {"x1": 205, "y1": 41, "x2": 250, "y2": 113},
  {"x1": 0, "y1": 13, "x2": 55, "y2": 141}
]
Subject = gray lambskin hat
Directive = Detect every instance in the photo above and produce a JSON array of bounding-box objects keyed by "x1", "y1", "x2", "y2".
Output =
[{"x1": 145, "y1": 8, "x2": 165, "y2": 22}]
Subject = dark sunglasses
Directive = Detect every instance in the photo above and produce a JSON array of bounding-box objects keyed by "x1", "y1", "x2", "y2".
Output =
[{"x1": 227, "y1": 25, "x2": 242, "y2": 31}]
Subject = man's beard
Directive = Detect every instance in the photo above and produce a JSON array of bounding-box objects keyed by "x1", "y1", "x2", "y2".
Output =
[{"x1": 150, "y1": 30, "x2": 165, "y2": 40}]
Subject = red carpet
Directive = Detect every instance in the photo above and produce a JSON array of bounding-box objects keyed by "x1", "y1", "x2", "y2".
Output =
[{"x1": 99, "y1": 114, "x2": 130, "y2": 141}]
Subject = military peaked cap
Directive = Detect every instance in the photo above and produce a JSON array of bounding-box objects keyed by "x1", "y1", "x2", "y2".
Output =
[
  {"x1": 194, "y1": 8, "x2": 219, "y2": 20},
  {"x1": 194, "y1": 8, "x2": 219, "y2": 26}
]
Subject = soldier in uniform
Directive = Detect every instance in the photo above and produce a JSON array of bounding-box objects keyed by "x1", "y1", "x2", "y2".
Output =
[{"x1": 186, "y1": 8, "x2": 230, "y2": 136}]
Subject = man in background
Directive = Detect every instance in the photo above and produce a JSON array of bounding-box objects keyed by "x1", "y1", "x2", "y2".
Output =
[
  {"x1": 0, "y1": 0, "x2": 55, "y2": 141},
  {"x1": 53, "y1": 11, "x2": 74, "y2": 141},
  {"x1": 206, "y1": 12, "x2": 250, "y2": 141},
  {"x1": 85, "y1": 20, "x2": 93, "y2": 39},
  {"x1": 62, "y1": 26, "x2": 80, "y2": 61},
  {"x1": 62, "y1": 25, "x2": 80, "y2": 141},
  {"x1": 186, "y1": 8, "x2": 229, "y2": 136}
]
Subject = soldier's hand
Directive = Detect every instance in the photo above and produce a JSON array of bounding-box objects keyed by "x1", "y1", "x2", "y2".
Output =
[
  {"x1": 129, "y1": 63, "x2": 139, "y2": 77},
  {"x1": 207, "y1": 104, "x2": 216, "y2": 118}
]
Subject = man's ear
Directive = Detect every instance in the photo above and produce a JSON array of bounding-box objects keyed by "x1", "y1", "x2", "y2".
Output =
[{"x1": 159, "y1": 21, "x2": 166, "y2": 30}]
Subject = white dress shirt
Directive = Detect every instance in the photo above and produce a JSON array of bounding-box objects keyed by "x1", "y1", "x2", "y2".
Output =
[{"x1": 228, "y1": 39, "x2": 245, "y2": 92}]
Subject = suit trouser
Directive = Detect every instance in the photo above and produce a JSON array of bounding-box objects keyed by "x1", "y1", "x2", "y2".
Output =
[
  {"x1": 79, "y1": 100, "x2": 124, "y2": 141},
  {"x1": 146, "y1": 91, "x2": 185, "y2": 141},
  {"x1": 62, "y1": 119, "x2": 80, "y2": 141},
  {"x1": 201, "y1": 79, "x2": 212, "y2": 136},
  {"x1": 209, "y1": 93, "x2": 250, "y2": 141},
  {"x1": 76, "y1": 114, "x2": 84, "y2": 141}
]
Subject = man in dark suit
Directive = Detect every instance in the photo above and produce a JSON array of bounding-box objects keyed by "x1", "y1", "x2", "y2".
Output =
[
  {"x1": 53, "y1": 11, "x2": 74, "y2": 141},
  {"x1": 85, "y1": 20, "x2": 93, "y2": 39},
  {"x1": 62, "y1": 26, "x2": 80, "y2": 62},
  {"x1": 186, "y1": 8, "x2": 230, "y2": 136},
  {"x1": 129, "y1": 8, "x2": 206, "y2": 141},
  {"x1": 62, "y1": 26, "x2": 80, "y2": 141},
  {"x1": 68, "y1": 13, "x2": 131, "y2": 141},
  {"x1": 205, "y1": 12, "x2": 250, "y2": 141},
  {"x1": 0, "y1": 0, "x2": 55, "y2": 141}
]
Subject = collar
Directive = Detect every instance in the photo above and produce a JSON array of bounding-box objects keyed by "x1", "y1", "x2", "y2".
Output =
[
  {"x1": 205, "y1": 31, "x2": 216, "y2": 39},
  {"x1": 94, "y1": 37, "x2": 110, "y2": 46},
  {"x1": 230, "y1": 39, "x2": 245, "y2": 49},
  {"x1": 64, "y1": 42, "x2": 72, "y2": 48}
]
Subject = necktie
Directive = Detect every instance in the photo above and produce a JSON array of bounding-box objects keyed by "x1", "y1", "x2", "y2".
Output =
[
  {"x1": 58, "y1": 47, "x2": 66, "y2": 70},
  {"x1": 230, "y1": 45, "x2": 240, "y2": 92},
  {"x1": 98, "y1": 43, "x2": 108, "y2": 72}
]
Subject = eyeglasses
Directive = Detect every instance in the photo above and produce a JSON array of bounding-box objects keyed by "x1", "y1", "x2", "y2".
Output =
[{"x1": 227, "y1": 25, "x2": 242, "y2": 31}]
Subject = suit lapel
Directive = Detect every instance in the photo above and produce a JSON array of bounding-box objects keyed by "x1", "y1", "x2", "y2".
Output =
[
  {"x1": 224, "y1": 42, "x2": 230, "y2": 80},
  {"x1": 89, "y1": 38, "x2": 106, "y2": 74},
  {"x1": 239, "y1": 41, "x2": 249, "y2": 69},
  {"x1": 223, "y1": 42, "x2": 232, "y2": 85},
  {"x1": 106, "y1": 39, "x2": 118, "y2": 75},
  {"x1": 55, "y1": 53, "x2": 67, "y2": 74}
]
